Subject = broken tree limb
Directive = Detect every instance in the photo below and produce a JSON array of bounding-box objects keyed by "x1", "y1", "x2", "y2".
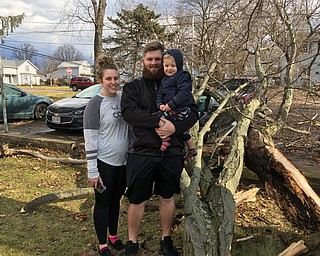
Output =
[
  {"x1": 234, "y1": 187, "x2": 260, "y2": 206},
  {"x1": 21, "y1": 188, "x2": 93, "y2": 213},
  {"x1": 278, "y1": 240, "x2": 309, "y2": 256},
  {"x1": 0, "y1": 144, "x2": 86, "y2": 164},
  {"x1": 245, "y1": 128, "x2": 320, "y2": 232}
]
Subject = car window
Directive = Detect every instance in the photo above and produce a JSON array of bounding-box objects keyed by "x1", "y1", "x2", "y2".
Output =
[
  {"x1": 77, "y1": 77, "x2": 82, "y2": 81},
  {"x1": 4, "y1": 85, "x2": 22, "y2": 96},
  {"x1": 84, "y1": 77, "x2": 90, "y2": 82},
  {"x1": 74, "y1": 84, "x2": 102, "y2": 98}
]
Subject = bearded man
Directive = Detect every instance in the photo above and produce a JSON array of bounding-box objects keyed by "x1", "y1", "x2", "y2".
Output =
[{"x1": 121, "y1": 41, "x2": 198, "y2": 256}]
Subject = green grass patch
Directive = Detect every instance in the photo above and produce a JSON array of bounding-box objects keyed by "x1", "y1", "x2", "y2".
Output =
[
  {"x1": 17, "y1": 86, "x2": 76, "y2": 102},
  {"x1": 0, "y1": 153, "x2": 99, "y2": 256}
]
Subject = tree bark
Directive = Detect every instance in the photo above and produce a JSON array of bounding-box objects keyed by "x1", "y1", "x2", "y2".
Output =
[{"x1": 245, "y1": 128, "x2": 320, "y2": 232}]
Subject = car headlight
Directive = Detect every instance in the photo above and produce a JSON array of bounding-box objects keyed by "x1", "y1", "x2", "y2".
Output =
[{"x1": 74, "y1": 110, "x2": 84, "y2": 115}]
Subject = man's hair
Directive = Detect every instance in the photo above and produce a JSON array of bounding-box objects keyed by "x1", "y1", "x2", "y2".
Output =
[{"x1": 143, "y1": 41, "x2": 164, "y2": 56}]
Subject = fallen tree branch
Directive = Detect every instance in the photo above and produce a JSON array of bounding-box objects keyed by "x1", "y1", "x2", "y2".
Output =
[
  {"x1": 21, "y1": 188, "x2": 93, "y2": 213},
  {"x1": 256, "y1": 112, "x2": 311, "y2": 135},
  {"x1": 234, "y1": 187, "x2": 260, "y2": 206},
  {"x1": 278, "y1": 240, "x2": 309, "y2": 256},
  {"x1": 234, "y1": 235, "x2": 254, "y2": 242},
  {"x1": 1, "y1": 144, "x2": 86, "y2": 164}
]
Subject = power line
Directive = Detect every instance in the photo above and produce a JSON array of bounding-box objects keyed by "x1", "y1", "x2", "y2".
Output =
[
  {"x1": 6, "y1": 38, "x2": 94, "y2": 46},
  {"x1": 0, "y1": 44, "x2": 83, "y2": 63}
]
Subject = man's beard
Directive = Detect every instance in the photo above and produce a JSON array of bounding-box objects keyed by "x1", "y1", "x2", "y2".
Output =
[{"x1": 142, "y1": 65, "x2": 165, "y2": 81}]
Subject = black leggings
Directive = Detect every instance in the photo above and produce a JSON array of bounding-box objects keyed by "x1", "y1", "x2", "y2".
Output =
[{"x1": 94, "y1": 159, "x2": 126, "y2": 244}]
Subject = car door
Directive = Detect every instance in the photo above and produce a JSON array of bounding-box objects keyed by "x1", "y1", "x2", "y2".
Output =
[
  {"x1": 83, "y1": 77, "x2": 93, "y2": 88},
  {"x1": 1, "y1": 85, "x2": 33, "y2": 119}
]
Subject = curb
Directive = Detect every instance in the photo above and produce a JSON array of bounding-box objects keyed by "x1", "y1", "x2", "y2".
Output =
[{"x1": 0, "y1": 132, "x2": 85, "y2": 153}]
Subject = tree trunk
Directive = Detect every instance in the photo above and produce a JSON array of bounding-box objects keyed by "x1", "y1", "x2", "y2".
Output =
[{"x1": 245, "y1": 128, "x2": 320, "y2": 232}]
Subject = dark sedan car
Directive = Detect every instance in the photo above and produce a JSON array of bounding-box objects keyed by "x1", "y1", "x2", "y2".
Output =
[
  {"x1": 45, "y1": 84, "x2": 102, "y2": 130},
  {"x1": 0, "y1": 83, "x2": 53, "y2": 121}
]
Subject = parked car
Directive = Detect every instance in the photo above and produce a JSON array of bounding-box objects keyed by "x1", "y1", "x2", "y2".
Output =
[
  {"x1": 69, "y1": 76, "x2": 94, "y2": 91},
  {"x1": 222, "y1": 77, "x2": 257, "y2": 104},
  {"x1": 0, "y1": 83, "x2": 53, "y2": 121},
  {"x1": 45, "y1": 84, "x2": 102, "y2": 130}
]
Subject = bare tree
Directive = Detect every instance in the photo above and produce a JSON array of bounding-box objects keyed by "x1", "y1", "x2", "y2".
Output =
[
  {"x1": 57, "y1": 0, "x2": 106, "y2": 70},
  {"x1": 173, "y1": 0, "x2": 320, "y2": 255},
  {"x1": 53, "y1": 44, "x2": 84, "y2": 61},
  {"x1": 11, "y1": 43, "x2": 38, "y2": 62}
]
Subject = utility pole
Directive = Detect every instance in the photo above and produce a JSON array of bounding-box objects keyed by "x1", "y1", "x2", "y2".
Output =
[{"x1": 0, "y1": 55, "x2": 9, "y2": 132}]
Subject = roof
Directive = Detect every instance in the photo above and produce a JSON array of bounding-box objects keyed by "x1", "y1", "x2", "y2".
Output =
[
  {"x1": 57, "y1": 60, "x2": 91, "y2": 69},
  {"x1": 1, "y1": 59, "x2": 38, "y2": 70}
]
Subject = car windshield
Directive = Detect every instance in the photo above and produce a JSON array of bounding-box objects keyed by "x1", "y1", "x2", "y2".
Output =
[{"x1": 74, "y1": 84, "x2": 102, "y2": 98}]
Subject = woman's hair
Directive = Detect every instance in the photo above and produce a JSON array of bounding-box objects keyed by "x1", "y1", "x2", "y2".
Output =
[{"x1": 95, "y1": 55, "x2": 118, "y2": 82}]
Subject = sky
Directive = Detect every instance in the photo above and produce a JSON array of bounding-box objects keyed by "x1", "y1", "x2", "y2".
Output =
[
  {"x1": 0, "y1": 0, "x2": 175, "y2": 66},
  {"x1": 0, "y1": 0, "x2": 124, "y2": 64}
]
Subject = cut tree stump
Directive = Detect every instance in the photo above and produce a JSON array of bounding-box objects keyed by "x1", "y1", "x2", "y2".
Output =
[{"x1": 245, "y1": 129, "x2": 320, "y2": 232}]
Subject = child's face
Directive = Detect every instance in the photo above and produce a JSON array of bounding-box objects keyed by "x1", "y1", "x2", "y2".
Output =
[{"x1": 163, "y1": 56, "x2": 177, "y2": 77}]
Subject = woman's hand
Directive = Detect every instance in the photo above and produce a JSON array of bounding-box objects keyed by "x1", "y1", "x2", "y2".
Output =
[{"x1": 88, "y1": 176, "x2": 103, "y2": 189}]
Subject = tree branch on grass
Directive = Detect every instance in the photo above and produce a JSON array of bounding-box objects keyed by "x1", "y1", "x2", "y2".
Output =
[{"x1": 0, "y1": 144, "x2": 86, "y2": 164}]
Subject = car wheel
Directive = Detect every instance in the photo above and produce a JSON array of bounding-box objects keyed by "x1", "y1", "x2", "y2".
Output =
[
  {"x1": 72, "y1": 85, "x2": 78, "y2": 91},
  {"x1": 34, "y1": 103, "x2": 48, "y2": 120}
]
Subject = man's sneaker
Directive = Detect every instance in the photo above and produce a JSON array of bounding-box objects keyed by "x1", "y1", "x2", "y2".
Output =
[
  {"x1": 108, "y1": 238, "x2": 125, "y2": 251},
  {"x1": 160, "y1": 236, "x2": 178, "y2": 256},
  {"x1": 124, "y1": 240, "x2": 139, "y2": 256},
  {"x1": 99, "y1": 247, "x2": 112, "y2": 256}
]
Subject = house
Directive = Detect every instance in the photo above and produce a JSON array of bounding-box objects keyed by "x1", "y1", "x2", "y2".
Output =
[
  {"x1": 52, "y1": 60, "x2": 94, "y2": 80},
  {"x1": 297, "y1": 35, "x2": 320, "y2": 86},
  {"x1": 1, "y1": 59, "x2": 40, "y2": 85}
]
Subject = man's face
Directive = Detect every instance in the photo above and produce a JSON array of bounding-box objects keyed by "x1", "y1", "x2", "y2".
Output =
[{"x1": 142, "y1": 50, "x2": 163, "y2": 80}]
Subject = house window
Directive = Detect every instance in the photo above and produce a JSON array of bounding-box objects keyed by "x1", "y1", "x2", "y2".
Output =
[{"x1": 25, "y1": 65, "x2": 30, "y2": 72}]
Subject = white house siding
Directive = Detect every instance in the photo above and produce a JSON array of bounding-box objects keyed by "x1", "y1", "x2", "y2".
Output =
[
  {"x1": 1, "y1": 60, "x2": 39, "y2": 85},
  {"x1": 55, "y1": 60, "x2": 93, "y2": 79}
]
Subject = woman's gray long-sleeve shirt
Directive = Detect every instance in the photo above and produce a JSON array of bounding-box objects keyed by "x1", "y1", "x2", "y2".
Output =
[{"x1": 83, "y1": 92, "x2": 129, "y2": 179}]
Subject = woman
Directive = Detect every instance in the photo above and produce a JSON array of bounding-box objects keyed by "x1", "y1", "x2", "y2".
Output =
[{"x1": 83, "y1": 55, "x2": 128, "y2": 256}]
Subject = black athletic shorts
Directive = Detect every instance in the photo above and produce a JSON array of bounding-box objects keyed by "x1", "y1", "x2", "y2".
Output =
[{"x1": 125, "y1": 153, "x2": 184, "y2": 204}]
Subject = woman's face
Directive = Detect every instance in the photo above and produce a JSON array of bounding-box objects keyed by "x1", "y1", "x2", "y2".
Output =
[{"x1": 101, "y1": 68, "x2": 120, "y2": 96}]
